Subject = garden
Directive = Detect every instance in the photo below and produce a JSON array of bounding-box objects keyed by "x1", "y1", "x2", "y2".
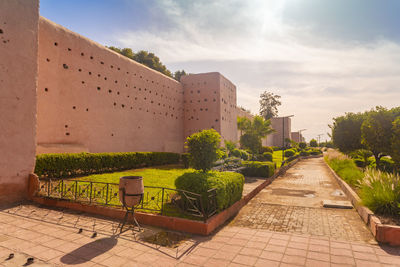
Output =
[
  {"x1": 327, "y1": 106, "x2": 400, "y2": 225},
  {"x1": 34, "y1": 116, "x2": 321, "y2": 221}
]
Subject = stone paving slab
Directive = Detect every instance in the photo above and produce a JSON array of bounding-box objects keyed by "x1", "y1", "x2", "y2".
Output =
[
  {"x1": 0, "y1": 205, "x2": 400, "y2": 266},
  {"x1": 230, "y1": 158, "x2": 376, "y2": 243}
]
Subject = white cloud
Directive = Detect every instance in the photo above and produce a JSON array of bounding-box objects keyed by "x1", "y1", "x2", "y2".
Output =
[{"x1": 111, "y1": 0, "x2": 400, "y2": 141}]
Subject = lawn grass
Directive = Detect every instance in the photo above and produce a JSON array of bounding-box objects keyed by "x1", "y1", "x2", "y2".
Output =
[
  {"x1": 272, "y1": 150, "x2": 287, "y2": 168},
  {"x1": 74, "y1": 164, "x2": 188, "y2": 189}
]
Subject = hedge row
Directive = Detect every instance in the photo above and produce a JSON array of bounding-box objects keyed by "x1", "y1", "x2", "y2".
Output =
[
  {"x1": 240, "y1": 161, "x2": 276, "y2": 178},
  {"x1": 35, "y1": 152, "x2": 181, "y2": 178},
  {"x1": 175, "y1": 171, "x2": 244, "y2": 212}
]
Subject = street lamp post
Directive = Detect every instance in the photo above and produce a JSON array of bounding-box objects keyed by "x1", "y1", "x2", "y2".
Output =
[
  {"x1": 317, "y1": 134, "x2": 323, "y2": 147},
  {"x1": 282, "y1": 115, "x2": 294, "y2": 161}
]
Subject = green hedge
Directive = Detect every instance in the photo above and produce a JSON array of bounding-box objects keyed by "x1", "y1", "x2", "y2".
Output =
[
  {"x1": 35, "y1": 152, "x2": 181, "y2": 178},
  {"x1": 284, "y1": 149, "x2": 296, "y2": 157},
  {"x1": 324, "y1": 156, "x2": 364, "y2": 187},
  {"x1": 241, "y1": 161, "x2": 275, "y2": 178},
  {"x1": 175, "y1": 171, "x2": 244, "y2": 212}
]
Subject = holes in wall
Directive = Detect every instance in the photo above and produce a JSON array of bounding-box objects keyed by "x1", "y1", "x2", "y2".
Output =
[
  {"x1": 111, "y1": 133, "x2": 114, "y2": 137},
  {"x1": 0, "y1": 29, "x2": 3, "y2": 34},
  {"x1": 113, "y1": 102, "x2": 116, "y2": 106},
  {"x1": 81, "y1": 52, "x2": 84, "y2": 56},
  {"x1": 90, "y1": 56, "x2": 93, "y2": 60},
  {"x1": 54, "y1": 42, "x2": 58, "y2": 46},
  {"x1": 65, "y1": 125, "x2": 68, "y2": 128},
  {"x1": 204, "y1": 98, "x2": 208, "y2": 102},
  {"x1": 78, "y1": 69, "x2": 82, "y2": 72},
  {"x1": 100, "y1": 61, "x2": 104, "y2": 65},
  {"x1": 115, "y1": 80, "x2": 118, "y2": 84},
  {"x1": 67, "y1": 48, "x2": 71, "y2": 51},
  {"x1": 117, "y1": 92, "x2": 120, "y2": 95},
  {"x1": 86, "y1": 108, "x2": 89, "y2": 112},
  {"x1": 97, "y1": 86, "x2": 101, "y2": 91},
  {"x1": 97, "y1": 74, "x2": 101, "y2": 77},
  {"x1": 121, "y1": 104, "x2": 125, "y2": 108},
  {"x1": 46, "y1": 58, "x2": 50, "y2": 62},
  {"x1": 104, "y1": 77, "x2": 107, "y2": 80},
  {"x1": 111, "y1": 65, "x2": 113, "y2": 68},
  {"x1": 44, "y1": 88, "x2": 48, "y2": 92},
  {"x1": 108, "y1": 89, "x2": 112, "y2": 93},
  {"x1": 81, "y1": 81, "x2": 85, "y2": 84},
  {"x1": 63, "y1": 64, "x2": 69, "y2": 69},
  {"x1": 65, "y1": 132, "x2": 70, "y2": 136},
  {"x1": 88, "y1": 72, "x2": 92, "y2": 75},
  {"x1": 72, "y1": 106, "x2": 76, "y2": 109}
]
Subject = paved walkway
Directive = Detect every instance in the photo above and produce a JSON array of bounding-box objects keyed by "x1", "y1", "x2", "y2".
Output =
[
  {"x1": 230, "y1": 158, "x2": 375, "y2": 243},
  {"x1": 0, "y1": 158, "x2": 400, "y2": 266}
]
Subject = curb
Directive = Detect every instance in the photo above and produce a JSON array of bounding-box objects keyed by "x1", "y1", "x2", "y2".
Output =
[{"x1": 324, "y1": 159, "x2": 400, "y2": 246}]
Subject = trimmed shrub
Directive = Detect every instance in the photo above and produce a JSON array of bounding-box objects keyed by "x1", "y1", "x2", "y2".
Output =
[
  {"x1": 217, "y1": 148, "x2": 228, "y2": 160},
  {"x1": 261, "y1": 152, "x2": 273, "y2": 162},
  {"x1": 284, "y1": 149, "x2": 295, "y2": 157},
  {"x1": 359, "y1": 168, "x2": 400, "y2": 216},
  {"x1": 181, "y1": 153, "x2": 190, "y2": 168},
  {"x1": 175, "y1": 171, "x2": 244, "y2": 212},
  {"x1": 260, "y1": 146, "x2": 273, "y2": 154},
  {"x1": 300, "y1": 150, "x2": 310, "y2": 156},
  {"x1": 272, "y1": 146, "x2": 281, "y2": 151},
  {"x1": 240, "y1": 150, "x2": 249, "y2": 160},
  {"x1": 241, "y1": 161, "x2": 275, "y2": 178},
  {"x1": 310, "y1": 139, "x2": 318, "y2": 147},
  {"x1": 35, "y1": 152, "x2": 181, "y2": 178},
  {"x1": 310, "y1": 148, "x2": 322, "y2": 155},
  {"x1": 299, "y1": 142, "x2": 307, "y2": 149},
  {"x1": 231, "y1": 149, "x2": 241, "y2": 158},
  {"x1": 186, "y1": 129, "x2": 221, "y2": 172}
]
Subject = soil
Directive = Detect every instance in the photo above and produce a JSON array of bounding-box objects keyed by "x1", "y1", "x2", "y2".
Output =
[
  {"x1": 376, "y1": 214, "x2": 400, "y2": 226},
  {"x1": 141, "y1": 231, "x2": 191, "y2": 248}
]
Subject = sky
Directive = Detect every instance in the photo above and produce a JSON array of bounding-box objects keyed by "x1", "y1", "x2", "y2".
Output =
[{"x1": 40, "y1": 0, "x2": 400, "y2": 142}]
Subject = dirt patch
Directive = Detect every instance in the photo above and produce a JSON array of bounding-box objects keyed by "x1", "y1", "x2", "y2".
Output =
[
  {"x1": 271, "y1": 188, "x2": 316, "y2": 197},
  {"x1": 376, "y1": 214, "x2": 400, "y2": 226},
  {"x1": 140, "y1": 231, "x2": 191, "y2": 248}
]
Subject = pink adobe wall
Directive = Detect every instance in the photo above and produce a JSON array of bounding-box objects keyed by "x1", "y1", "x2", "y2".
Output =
[
  {"x1": 0, "y1": 0, "x2": 39, "y2": 203},
  {"x1": 37, "y1": 17, "x2": 184, "y2": 154},
  {"x1": 267, "y1": 117, "x2": 292, "y2": 147},
  {"x1": 181, "y1": 73, "x2": 238, "y2": 145},
  {"x1": 219, "y1": 74, "x2": 238, "y2": 142}
]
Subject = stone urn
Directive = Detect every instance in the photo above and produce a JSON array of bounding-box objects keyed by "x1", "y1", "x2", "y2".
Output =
[{"x1": 119, "y1": 176, "x2": 144, "y2": 207}]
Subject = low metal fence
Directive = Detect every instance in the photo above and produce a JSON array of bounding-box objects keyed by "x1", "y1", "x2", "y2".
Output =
[{"x1": 37, "y1": 179, "x2": 217, "y2": 221}]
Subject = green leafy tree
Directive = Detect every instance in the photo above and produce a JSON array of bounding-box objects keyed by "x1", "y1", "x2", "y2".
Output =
[
  {"x1": 310, "y1": 139, "x2": 318, "y2": 147},
  {"x1": 186, "y1": 129, "x2": 221, "y2": 172},
  {"x1": 299, "y1": 142, "x2": 307, "y2": 149},
  {"x1": 174, "y1": 70, "x2": 187, "y2": 81},
  {"x1": 107, "y1": 46, "x2": 177, "y2": 78},
  {"x1": 237, "y1": 116, "x2": 274, "y2": 154},
  {"x1": 259, "y1": 92, "x2": 281, "y2": 120},
  {"x1": 391, "y1": 117, "x2": 400, "y2": 172},
  {"x1": 330, "y1": 112, "x2": 366, "y2": 152},
  {"x1": 361, "y1": 107, "x2": 394, "y2": 169},
  {"x1": 224, "y1": 140, "x2": 237, "y2": 156}
]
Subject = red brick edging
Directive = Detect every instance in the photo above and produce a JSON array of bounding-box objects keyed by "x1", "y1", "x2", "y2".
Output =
[{"x1": 324, "y1": 159, "x2": 400, "y2": 246}]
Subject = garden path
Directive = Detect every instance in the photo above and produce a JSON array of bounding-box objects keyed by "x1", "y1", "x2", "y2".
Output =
[{"x1": 230, "y1": 157, "x2": 375, "y2": 243}]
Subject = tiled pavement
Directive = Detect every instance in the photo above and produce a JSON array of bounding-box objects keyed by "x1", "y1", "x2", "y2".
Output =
[
  {"x1": 0, "y1": 158, "x2": 399, "y2": 266},
  {"x1": 0, "y1": 206, "x2": 399, "y2": 267},
  {"x1": 230, "y1": 158, "x2": 375, "y2": 243}
]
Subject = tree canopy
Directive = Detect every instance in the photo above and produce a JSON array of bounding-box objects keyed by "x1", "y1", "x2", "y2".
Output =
[
  {"x1": 107, "y1": 46, "x2": 186, "y2": 81},
  {"x1": 237, "y1": 116, "x2": 274, "y2": 154},
  {"x1": 330, "y1": 112, "x2": 366, "y2": 152},
  {"x1": 259, "y1": 92, "x2": 281, "y2": 120}
]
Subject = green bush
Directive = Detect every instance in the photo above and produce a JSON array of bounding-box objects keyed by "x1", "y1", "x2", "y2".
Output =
[
  {"x1": 379, "y1": 157, "x2": 395, "y2": 173},
  {"x1": 300, "y1": 150, "x2": 310, "y2": 156},
  {"x1": 310, "y1": 139, "x2": 318, "y2": 147},
  {"x1": 325, "y1": 156, "x2": 364, "y2": 187},
  {"x1": 35, "y1": 152, "x2": 181, "y2": 178},
  {"x1": 354, "y1": 158, "x2": 366, "y2": 168},
  {"x1": 261, "y1": 152, "x2": 273, "y2": 162},
  {"x1": 175, "y1": 171, "x2": 244, "y2": 212},
  {"x1": 260, "y1": 146, "x2": 273, "y2": 153},
  {"x1": 241, "y1": 161, "x2": 275, "y2": 177},
  {"x1": 181, "y1": 153, "x2": 190, "y2": 168},
  {"x1": 186, "y1": 129, "x2": 221, "y2": 172},
  {"x1": 299, "y1": 142, "x2": 307, "y2": 149},
  {"x1": 217, "y1": 148, "x2": 228, "y2": 160},
  {"x1": 359, "y1": 168, "x2": 400, "y2": 216},
  {"x1": 284, "y1": 149, "x2": 295, "y2": 157},
  {"x1": 240, "y1": 150, "x2": 249, "y2": 160},
  {"x1": 231, "y1": 149, "x2": 241, "y2": 158},
  {"x1": 310, "y1": 148, "x2": 322, "y2": 155}
]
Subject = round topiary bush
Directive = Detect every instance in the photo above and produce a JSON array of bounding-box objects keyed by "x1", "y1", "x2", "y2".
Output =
[
  {"x1": 299, "y1": 142, "x2": 307, "y2": 149},
  {"x1": 175, "y1": 171, "x2": 245, "y2": 212},
  {"x1": 239, "y1": 150, "x2": 249, "y2": 160},
  {"x1": 300, "y1": 150, "x2": 310, "y2": 156},
  {"x1": 262, "y1": 152, "x2": 273, "y2": 161},
  {"x1": 284, "y1": 149, "x2": 295, "y2": 157},
  {"x1": 260, "y1": 146, "x2": 273, "y2": 154},
  {"x1": 231, "y1": 149, "x2": 241, "y2": 158}
]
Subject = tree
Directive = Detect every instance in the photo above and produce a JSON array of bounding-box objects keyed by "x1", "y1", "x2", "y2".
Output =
[
  {"x1": 186, "y1": 129, "x2": 221, "y2": 172},
  {"x1": 224, "y1": 140, "x2": 237, "y2": 156},
  {"x1": 259, "y1": 92, "x2": 281, "y2": 120},
  {"x1": 391, "y1": 117, "x2": 400, "y2": 172},
  {"x1": 330, "y1": 112, "x2": 366, "y2": 152},
  {"x1": 361, "y1": 107, "x2": 394, "y2": 169},
  {"x1": 107, "y1": 46, "x2": 180, "y2": 78},
  {"x1": 309, "y1": 139, "x2": 318, "y2": 147},
  {"x1": 237, "y1": 116, "x2": 274, "y2": 154},
  {"x1": 174, "y1": 70, "x2": 187, "y2": 81}
]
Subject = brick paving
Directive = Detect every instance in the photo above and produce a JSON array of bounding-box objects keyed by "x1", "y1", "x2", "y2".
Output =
[
  {"x1": 1, "y1": 158, "x2": 400, "y2": 266},
  {"x1": 230, "y1": 158, "x2": 375, "y2": 243}
]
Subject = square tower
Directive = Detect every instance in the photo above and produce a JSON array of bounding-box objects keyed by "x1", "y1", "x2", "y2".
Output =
[{"x1": 181, "y1": 72, "x2": 237, "y2": 144}]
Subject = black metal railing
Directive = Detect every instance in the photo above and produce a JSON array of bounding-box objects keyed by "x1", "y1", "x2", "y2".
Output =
[{"x1": 37, "y1": 179, "x2": 217, "y2": 221}]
